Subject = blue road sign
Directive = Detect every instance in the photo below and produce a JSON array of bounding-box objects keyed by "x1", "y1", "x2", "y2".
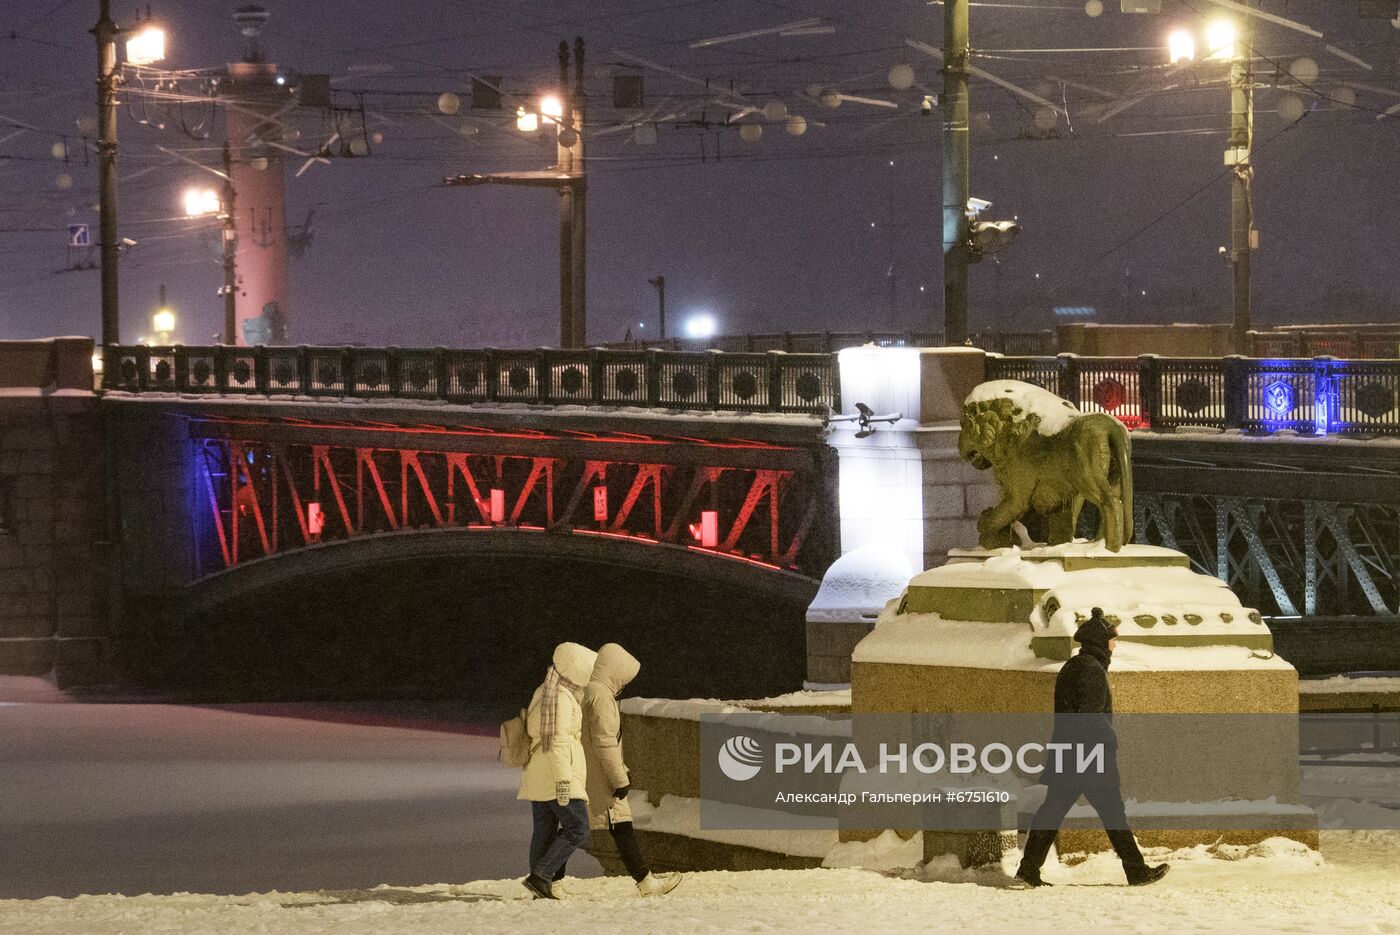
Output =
[{"x1": 67, "y1": 224, "x2": 90, "y2": 247}]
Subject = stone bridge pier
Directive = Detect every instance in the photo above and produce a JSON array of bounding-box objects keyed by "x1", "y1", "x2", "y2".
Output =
[
  {"x1": 808, "y1": 347, "x2": 999, "y2": 683},
  {"x1": 0, "y1": 338, "x2": 109, "y2": 684}
]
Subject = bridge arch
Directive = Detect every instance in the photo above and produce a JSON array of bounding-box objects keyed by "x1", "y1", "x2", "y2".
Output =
[{"x1": 186, "y1": 526, "x2": 820, "y2": 615}]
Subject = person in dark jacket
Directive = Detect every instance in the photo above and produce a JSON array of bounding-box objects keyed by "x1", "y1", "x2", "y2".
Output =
[{"x1": 1015, "y1": 608, "x2": 1170, "y2": 888}]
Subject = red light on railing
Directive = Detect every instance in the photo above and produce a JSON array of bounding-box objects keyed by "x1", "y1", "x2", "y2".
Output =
[
  {"x1": 490, "y1": 488, "x2": 505, "y2": 524},
  {"x1": 307, "y1": 502, "x2": 325, "y2": 536},
  {"x1": 593, "y1": 485, "x2": 608, "y2": 522}
]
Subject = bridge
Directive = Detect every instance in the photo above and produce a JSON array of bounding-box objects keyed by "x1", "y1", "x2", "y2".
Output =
[{"x1": 1, "y1": 337, "x2": 1396, "y2": 694}]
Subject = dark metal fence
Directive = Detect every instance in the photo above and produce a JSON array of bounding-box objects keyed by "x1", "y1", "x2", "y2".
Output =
[
  {"x1": 987, "y1": 354, "x2": 1400, "y2": 437},
  {"x1": 102, "y1": 345, "x2": 841, "y2": 415}
]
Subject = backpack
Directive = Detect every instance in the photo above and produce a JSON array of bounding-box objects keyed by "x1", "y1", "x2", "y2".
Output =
[{"x1": 498, "y1": 696, "x2": 539, "y2": 767}]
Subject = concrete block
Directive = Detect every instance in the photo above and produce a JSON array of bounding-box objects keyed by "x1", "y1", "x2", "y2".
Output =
[
  {"x1": 58, "y1": 614, "x2": 108, "y2": 639},
  {"x1": 923, "y1": 484, "x2": 966, "y2": 519},
  {"x1": 2, "y1": 616, "x2": 55, "y2": 639},
  {"x1": 924, "y1": 518, "x2": 979, "y2": 555},
  {"x1": 918, "y1": 349, "x2": 988, "y2": 423},
  {"x1": 0, "y1": 637, "x2": 55, "y2": 673},
  {"x1": 964, "y1": 484, "x2": 1002, "y2": 518},
  {"x1": 806, "y1": 653, "x2": 852, "y2": 686},
  {"x1": 0, "y1": 425, "x2": 55, "y2": 451}
]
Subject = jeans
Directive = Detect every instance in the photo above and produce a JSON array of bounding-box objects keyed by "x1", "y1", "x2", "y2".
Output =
[
  {"x1": 529, "y1": 799, "x2": 589, "y2": 881},
  {"x1": 1018, "y1": 777, "x2": 1146, "y2": 875}
]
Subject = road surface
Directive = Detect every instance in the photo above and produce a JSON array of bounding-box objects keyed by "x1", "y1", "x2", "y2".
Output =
[{"x1": 0, "y1": 677, "x2": 600, "y2": 898}]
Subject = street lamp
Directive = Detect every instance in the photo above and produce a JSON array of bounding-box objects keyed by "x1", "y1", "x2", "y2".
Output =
[
  {"x1": 125, "y1": 24, "x2": 165, "y2": 65},
  {"x1": 152, "y1": 307, "x2": 175, "y2": 344},
  {"x1": 182, "y1": 188, "x2": 221, "y2": 218},
  {"x1": 1167, "y1": 29, "x2": 1195, "y2": 65},
  {"x1": 1166, "y1": 18, "x2": 1252, "y2": 353},
  {"x1": 92, "y1": 0, "x2": 166, "y2": 359},
  {"x1": 1205, "y1": 19, "x2": 1238, "y2": 60},
  {"x1": 684, "y1": 313, "x2": 717, "y2": 340},
  {"x1": 515, "y1": 106, "x2": 540, "y2": 132},
  {"x1": 178, "y1": 143, "x2": 239, "y2": 344}
]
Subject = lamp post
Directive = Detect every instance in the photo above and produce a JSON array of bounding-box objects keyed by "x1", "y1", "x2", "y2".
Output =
[
  {"x1": 152, "y1": 283, "x2": 175, "y2": 345},
  {"x1": 91, "y1": 0, "x2": 165, "y2": 352},
  {"x1": 648, "y1": 275, "x2": 666, "y2": 340},
  {"x1": 445, "y1": 38, "x2": 589, "y2": 348},
  {"x1": 181, "y1": 143, "x2": 239, "y2": 344},
  {"x1": 220, "y1": 142, "x2": 238, "y2": 345},
  {"x1": 1169, "y1": 19, "x2": 1253, "y2": 353},
  {"x1": 942, "y1": 0, "x2": 970, "y2": 346}
]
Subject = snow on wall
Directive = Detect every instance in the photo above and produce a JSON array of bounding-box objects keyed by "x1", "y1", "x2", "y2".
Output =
[
  {"x1": 1298, "y1": 675, "x2": 1400, "y2": 695},
  {"x1": 964, "y1": 379, "x2": 1081, "y2": 436},
  {"x1": 807, "y1": 546, "x2": 914, "y2": 622}
]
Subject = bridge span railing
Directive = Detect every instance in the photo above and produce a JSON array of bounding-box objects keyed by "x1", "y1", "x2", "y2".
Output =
[
  {"x1": 103, "y1": 344, "x2": 840, "y2": 416},
  {"x1": 988, "y1": 353, "x2": 1400, "y2": 436}
]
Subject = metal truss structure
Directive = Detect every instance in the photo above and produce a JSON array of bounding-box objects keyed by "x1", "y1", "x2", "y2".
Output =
[
  {"x1": 189, "y1": 418, "x2": 836, "y2": 581},
  {"x1": 1136, "y1": 494, "x2": 1397, "y2": 618}
]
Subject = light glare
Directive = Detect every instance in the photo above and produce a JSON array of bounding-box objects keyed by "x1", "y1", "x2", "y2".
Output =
[
  {"x1": 1167, "y1": 30, "x2": 1195, "y2": 65},
  {"x1": 1206, "y1": 20, "x2": 1237, "y2": 59},
  {"x1": 182, "y1": 188, "x2": 220, "y2": 217},
  {"x1": 684, "y1": 313, "x2": 718, "y2": 339},
  {"x1": 125, "y1": 26, "x2": 165, "y2": 65}
]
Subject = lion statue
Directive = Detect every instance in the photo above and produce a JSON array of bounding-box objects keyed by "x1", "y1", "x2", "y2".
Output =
[{"x1": 958, "y1": 380, "x2": 1133, "y2": 552}]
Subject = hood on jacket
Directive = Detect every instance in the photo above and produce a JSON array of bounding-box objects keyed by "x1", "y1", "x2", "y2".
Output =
[
  {"x1": 591, "y1": 643, "x2": 640, "y2": 696},
  {"x1": 553, "y1": 642, "x2": 598, "y2": 688}
]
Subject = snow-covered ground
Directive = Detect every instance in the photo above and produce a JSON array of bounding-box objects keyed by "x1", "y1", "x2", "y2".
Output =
[{"x1": 2, "y1": 831, "x2": 1397, "y2": 934}]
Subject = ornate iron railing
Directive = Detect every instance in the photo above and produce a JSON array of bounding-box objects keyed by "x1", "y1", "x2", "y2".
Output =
[
  {"x1": 987, "y1": 354, "x2": 1400, "y2": 437},
  {"x1": 102, "y1": 345, "x2": 840, "y2": 415}
]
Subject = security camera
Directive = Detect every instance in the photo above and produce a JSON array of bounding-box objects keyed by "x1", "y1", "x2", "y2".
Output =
[{"x1": 966, "y1": 197, "x2": 993, "y2": 216}]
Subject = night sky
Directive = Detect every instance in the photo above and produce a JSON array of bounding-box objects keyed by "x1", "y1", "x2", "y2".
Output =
[{"x1": 1, "y1": 0, "x2": 1397, "y2": 347}]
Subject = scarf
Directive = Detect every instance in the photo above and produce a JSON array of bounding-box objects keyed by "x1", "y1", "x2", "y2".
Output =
[{"x1": 538, "y1": 664, "x2": 585, "y2": 751}]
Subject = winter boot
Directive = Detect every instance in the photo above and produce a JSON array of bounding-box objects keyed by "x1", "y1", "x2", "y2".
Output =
[
  {"x1": 1012, "y1": 869, "x2": 1052, "y2": 888},
  {"x1": 1126, "y1": 864, "x2": 1170, "y2": 887},
  {"x1": 636, "y1": 872, "x2": 682, "y2": 897},
  {"x1": 522, "y1": 874, "x2": 557, "y2": 899}
]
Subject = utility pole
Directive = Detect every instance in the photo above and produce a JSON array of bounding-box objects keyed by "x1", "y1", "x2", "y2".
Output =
[
  {"x1": 942, "y1": 0, "x2": 970, "y2": 346},
  {"x1": 570, "y1": 36, "x2": 587, "y2": 349},
  {"x1": 221, "y1": 142, "x2": 239, "y2": 345},
  {"x1": 93, "y1": 0, "x2": 120, "y2": 350},
  {"x1": 1227, "y1": 25, "x2": 1254, "y2": 354},
  {"x1": 447, "y1": 39, "x2": 588, "y2": 349},
  {"x1": 649, "y1": 275, "x2": 666, "y2": 339}
]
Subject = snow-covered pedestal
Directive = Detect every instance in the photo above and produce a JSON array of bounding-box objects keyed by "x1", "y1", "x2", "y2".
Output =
[
  {"x1": 805, "y1": 546, "x2": 913, "y2": 685},
  {"x1": 851, "y1": 541, "x2": 1316, "y2": 856}
]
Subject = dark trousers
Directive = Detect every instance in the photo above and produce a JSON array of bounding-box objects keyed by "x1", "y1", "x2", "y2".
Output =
[
  {"x1": 528, "y1": 799, "x2": 589, "y2": 881},
  {"x1": 552, "y1": 820, "x2": 652, "y2": 883},
  {"x1": 610, "y1": 821, "x2": 650, "y2": 882},
  {"x1": 1019, "y1": 778, "x2": 1146, "y2": 875}
]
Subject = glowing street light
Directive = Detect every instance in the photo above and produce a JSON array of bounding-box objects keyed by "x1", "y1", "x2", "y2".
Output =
[
  {"x1": 1167, "y1": 29, "x2": 1195, "y2": 64},
  {"x1": 1205, "y1": 19, "x2": 1237, "y2": 59},
  {"x1": 515, "y1": 106, "x2": 539, "y2": 132},
  {"x1": 125, "y1": 24, "x2": 166, "y2": 65},
  {"x1": 539, "y1": 94, "x2": 564, "y2": 123},
  {"x1": 182, "y1": 187, "x2": 221, "y2": 218},
  {"x1": 151, "y1": 307, "x2": 175, "y2": 342},
  {"x1": 684, "y1": 312, "x2": 718, "y2": 339}
]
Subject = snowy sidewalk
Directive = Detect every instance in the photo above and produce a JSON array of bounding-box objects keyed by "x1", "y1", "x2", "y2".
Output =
[{"x1": 3, "y1": 832, "x2": 1398, "y2": 935}]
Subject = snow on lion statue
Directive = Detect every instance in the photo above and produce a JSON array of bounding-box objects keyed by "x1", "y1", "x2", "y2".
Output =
[{"x1": 958, "y1": 380, "x2": 1133, "y2": 552}]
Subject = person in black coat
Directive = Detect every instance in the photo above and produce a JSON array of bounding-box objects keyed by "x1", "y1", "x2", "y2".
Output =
[{"x1": 1015, "y1": 608, "x2": 1170, "y2": 888}]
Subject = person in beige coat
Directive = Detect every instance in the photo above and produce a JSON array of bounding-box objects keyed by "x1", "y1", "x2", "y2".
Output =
[
  {"x1": 518, "y1": 641, "x2": 597, "y2": 900},
  {"x1": 581, "y1": 643, "x2": 681, "y2": 897}
]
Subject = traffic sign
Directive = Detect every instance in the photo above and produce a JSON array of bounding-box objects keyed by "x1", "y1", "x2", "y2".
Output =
[{"x1": 67, "y1": 224, "x2": 90, "y2": 247}]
